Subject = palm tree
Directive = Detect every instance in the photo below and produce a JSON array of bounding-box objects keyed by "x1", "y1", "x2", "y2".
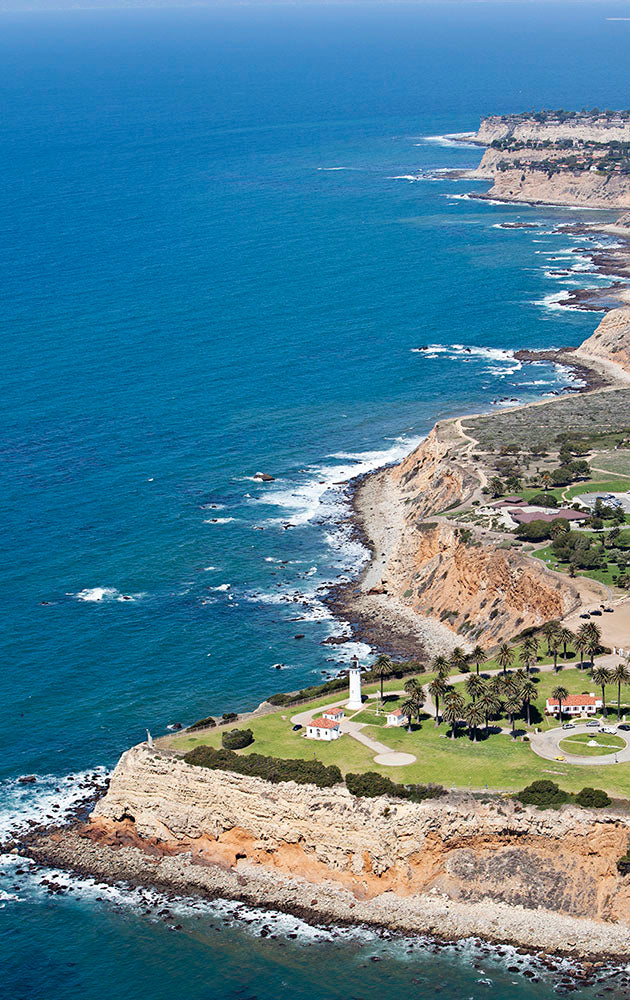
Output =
[
  {"x1": 478, "y1": 689, "x2": 500, "y2": 734},
  {"x1": 403, "y1": 677, "x2": 422, "y2": 698},
  {"x1": 504, "y1": 690, "x2": 524, "y2": 737},
  {"x1": 521, "y1": 679, "x2": 537, "y2": 727},
  {"x1": 551, "y1": 685, "x2": 569, "y2": 723},
  {"x1": 585, "y1": 624, "x2": 602, "y2": 672},
  {"x1": 401, "y1": 699, "x2": 416, "y2": 733},
  {"x1": 464, "y1": 701, "x2": 486, "y2": 743},
  {"x1": 442, "y1": 691, "x2": 465, "y2": 739},
  {"x1": 432, "y1": 654, "x2": 450, "y2": 682},
  {"x1": 466, "y1": 674, "x2": 485, "y2": 703},
  {"x1": 592, "y1": 665, "x2": 611, "y2": 718},
  {"x1": 612, "y1": 662, "x2": 630, "y2": 721},
  {"x1": 541, "y1": 620, "x2": 560, "y2": 654},
  {"x1": 428, "y1": 676, "x2": 447, "y2": 726},
  {"x1": 558, "y1": 627, "x2": 574, "y2": 660},
  {"x1": 523, "y1": 635, "x2": 539, "y2": 664},
  {"x1": 471, "y1": 645, "x2": 486, "y2": 675},
  {"x1": 372, "y1": 654, "x2": 393, "y2": 703},
  {"x1": 574, "y1": 627, "x2": 589, "y2": 670},
  {"x1": 541, "y1": 471, "x2": 552, "y2": 492},
  {"x1": 497, "y1": 643, "x2": 514, "y2": 675},
  {"x1": 519, "y1": 640, "x2": 535, "y2": 676},
  {"x1": 549, "y1": 633, "x2": 561, "y2": 672},
  {"x1": 450, "y1": 647, "x2": 469, "y2": 675}
]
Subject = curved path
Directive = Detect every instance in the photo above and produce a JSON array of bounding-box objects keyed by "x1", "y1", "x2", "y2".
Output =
[
  {"x1": 530, "y1": 722, "x2": 630, "y2": 766},
  {"x1": 290, "y1": 699, "x2": 417, "y2": 767}
]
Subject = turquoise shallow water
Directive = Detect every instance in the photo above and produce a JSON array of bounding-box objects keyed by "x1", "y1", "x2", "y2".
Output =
[{"x1": 1, "y1": 3, "x2": 630, "y2": 996}]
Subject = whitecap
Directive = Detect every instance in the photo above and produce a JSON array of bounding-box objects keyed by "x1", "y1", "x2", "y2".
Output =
[
  {"x1": 208, "y1": 584, "x2": 231, "y2": 592},
  {"x1": 203, "y1": 517, "x2": 237, "y2": 524},
  {"x1": 0, "y1": 768, "x2": 110, "y2": 848},
  {"x1": 74, "y1": 587, "x2": 142, "y2": 603}
]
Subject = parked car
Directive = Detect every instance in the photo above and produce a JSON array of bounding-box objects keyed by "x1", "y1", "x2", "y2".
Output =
[
  {"x1": 591, "y1": 609, "x2": 603, "y2": 616},
  {"x1": 618, "y1": 724, "x2": 630, "y2": 731},
  {"x1": 562, "y1": 723, "x2": 575, "y2": 730},
  {"x1": 600, "y1": 726, "x2": 617, "y2": 735},
  {"x1": 586, "y1": 720, "x2": 600, "y2": 728},
  {"x1": 604, "y1": 607, "x2": 614, "y2": 613},
  {"x1": 579, "y1": 613, "x2": 591, "y2": 619},
  {"x1": 292, "y1": 724, "x2": 302, "y2": 731},
  {"x1": 554, "y1": 756, "x2": 566, "y2": 761}
]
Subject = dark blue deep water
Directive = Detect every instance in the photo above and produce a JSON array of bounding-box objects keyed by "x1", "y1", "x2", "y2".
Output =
[{"x1": 2, "y1": 3, "x2": 630, "y2": 996}]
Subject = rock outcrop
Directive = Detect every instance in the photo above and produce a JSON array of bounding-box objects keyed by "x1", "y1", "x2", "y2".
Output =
[
  {"x1": 476, "y1": 113, "x2": 630, "y2": 146},
  {"x1": 74, "y1": 743, "x2": 630, "y2": 956},
  {"x1": 575, "y1": 298, "x2": 630, "y2": 377}
]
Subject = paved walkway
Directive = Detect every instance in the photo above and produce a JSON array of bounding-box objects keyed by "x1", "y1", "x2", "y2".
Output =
[
  {"x1": 530, "y1": 722, "x2": 630, "y2": 766},
  {"x1": 290, "y1": 699, "x2": 417, "y2": 767}
]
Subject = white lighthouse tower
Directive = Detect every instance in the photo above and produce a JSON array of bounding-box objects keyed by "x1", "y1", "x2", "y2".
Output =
[{"x1": 347, "y1": 657, "x2": 363, "y2": 711}]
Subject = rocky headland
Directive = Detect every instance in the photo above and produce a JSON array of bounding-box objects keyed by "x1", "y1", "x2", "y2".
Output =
[{"x1": 22, "y1": 743, "x2": 630, "y2": 960}]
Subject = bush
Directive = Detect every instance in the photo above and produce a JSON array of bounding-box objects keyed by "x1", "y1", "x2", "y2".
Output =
[
  {"x1": 221, "y1": 728, "x2": 254, "y2": 750},
  {"x1": 184, "y1": 746, "x2": 342, "y2": 788},
  {"x1": 188, "y1": 715, "x2": 216, "y2": 732},
  {"x1": 575, "y1": 787, "x2": 611, "y2": 808},
  {"x1": 346, "y1": 771, "x2": 407, "y2": 799},
  {"x1": 530, "y1": 492, "x2": 559, "y2": 508},
  {"x1": 516, "y1": 780, "x2": 570, "y2": 808},
  {"x1": 345, "y1": 772, "x2": 446, "y2": 802},
  {"x1": 617, "y1": 851, "x2": 630, "y2": 876},
  {"x1": 222, "y1": 712, "x2": 238, "y2": 724}
]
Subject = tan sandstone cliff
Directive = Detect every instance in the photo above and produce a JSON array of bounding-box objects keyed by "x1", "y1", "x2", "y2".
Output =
[
  {"x1": 80, "y1": 744, "x2": 630, "y2": 955},
  {"x1": 475, "y1": 114, "x2": 630, "y2": 146},
  {"x1": 575, "y1": 297, "x2": 630, "y2": 377}
]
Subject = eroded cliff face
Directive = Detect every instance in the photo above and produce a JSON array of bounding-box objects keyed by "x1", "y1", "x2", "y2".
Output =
[
  {"x1": 476, "y1": 115, "x2": 630, "y2": 145},
  {"x1": 472, "y1": 151, "x2": 630, "y2": 209},
  {"x1": 575, "y1": 302, "x2": 630, "y2": 376},
  {"x1": 392, "y1": 522, "x2": 574, "y2": 644},
  {"x1": 91, "y1": 745, "x2": 630, "y2": 927},
  {"x1": 391, "y1": 422, "x2": 471, "y2": 515}
]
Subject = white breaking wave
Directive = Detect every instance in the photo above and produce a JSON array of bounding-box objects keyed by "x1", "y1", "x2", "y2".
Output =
[
  {"x1": 416, "y1": 133, "x2": 478, "y2": 148},
  {"x1": 74, "y1": 587, "x2": 144, "y2": 603},
  {"x1": 203, "y1": 517, "x2": 237, "y2": 524},
  {"x1": 208, "y1": 584, "x2": 231, "y2": 592},
  {"x1": 0, "y1": 768, "x2": 109, "y2": 847}
]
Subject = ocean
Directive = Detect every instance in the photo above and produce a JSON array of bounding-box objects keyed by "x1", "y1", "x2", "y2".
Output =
[{"x1": 1, "y1": 2, "x2": 630, "y2": 996}]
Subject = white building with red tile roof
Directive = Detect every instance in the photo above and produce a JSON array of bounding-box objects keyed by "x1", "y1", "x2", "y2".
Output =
[
  {"x1": 306, "y1": 716, "x2": 341, "y2": 740},
  {"x1": 386, "y1": 707, "x2": 409, "y2": 727},
  {"x1": 322, "y1": 707, "x2": 344, "y2": 722},
  {"x1": 545, "y1": 693, "x2": 602, "y2": 717}
]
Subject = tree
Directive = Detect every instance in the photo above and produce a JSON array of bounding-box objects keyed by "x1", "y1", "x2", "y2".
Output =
[
  {"x1": 497, "y1": 643, "x2": 514, "y2": 675},
  {"x1": 541, "y1": 620, "x2": 560, "y2": 654},
  {"x1": 478, "y1": 689, "x2": 500, "y2": 733},
  {"x1": 442, "y1": 690, "x2": 465, "y2": 739},
  {"x1": 541, "y1": 471, "x2": 552, "y2": 492},
  {"x1": 504, "y1": 690, "x2": 524, "y2": 736},
  {"x1": 403, "y1": 677, "x2": 423, "y2": 698},
  {"x1": 372, "y1": 654, "x2": 393, "y2": 703},
  {"x1": 432, "y1": 655, "x2": 450, "y2": 682},
  {"x1": 401, "y1": 699, "x2": 417, "y2": 733},
  {"x1": 466, "y1": 674, "x2": 485, "y2": 703},
  {"x1": 612, "y1": 662, "x2": 630, "y2": 721},
  {"x1": 575, "y1": 626, "x2": 589, "y2": 669},
  {"x1": 585, "y1": 622, "x2": 602, "y2": 670},
  {"x1": 592, "y1": 666, "x2": 611, "y2": 718},
  {"x1": 450, "y1": 647, "x2": 469, "y2": 674},
  {"x1": 471, "y1": 645, "x2": 486, "y2": 675},
  {"x1": 519, "y1": 640, "x2": 536, "y2": 676},
  {"x1": 428, "y1": 676, "x2": 447, "y2": 726},
  {"x1": 551, "y1": 685, "x2": 569, "y2": 723},
  {"x1": 464, "y1": 701, "x2": 486, "y2": 743},
  {"x1": 521, "y1": 679, "x2": 538, "y2": 726},
  {"x1": 558, "y1": 627, "x2": 574, "y2": 659},
  {"x1": 490, "y1": 477, "x2": 504, "y2": 498},
  {"x1": 549, "y1": 633, "x2": 562, "y2": 672}
]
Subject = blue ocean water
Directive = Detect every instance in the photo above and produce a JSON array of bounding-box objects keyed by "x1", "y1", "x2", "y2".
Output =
[{"x1": 2, "y1": 3, "x2": 630, "y2": 996}]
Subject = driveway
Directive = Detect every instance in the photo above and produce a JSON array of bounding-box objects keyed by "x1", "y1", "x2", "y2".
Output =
[{"x1": 530, "y1": 722, "x2": 630, "y2": 766}]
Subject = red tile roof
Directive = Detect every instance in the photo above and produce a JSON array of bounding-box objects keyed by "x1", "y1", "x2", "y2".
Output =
[
  {"x1": 388, "y1": 708, "x2": 405, "y2": 717},
  {"x1": 309, "y1": 717, "x2": 340, "y2": 729},
  {"x1": 547, "y1": 694, "x2": 597, "y2": 707},
  {"x1": 513, "y1": 509, "x2": 587, "y2": 524}
]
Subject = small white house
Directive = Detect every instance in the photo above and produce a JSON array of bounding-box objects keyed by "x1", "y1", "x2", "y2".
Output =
[
  {"x1": 545, "y1": 693, "x2": 602, "y2": 717},
  {"x1": 386, "y1": 708, "x2": 409, "y2": 727},
  {"x1": 322, "y1": 707, "x2": 345, "y2": 723},
  {"x1": 306, "y1": 717, "x2": 341, "y2": 741}
]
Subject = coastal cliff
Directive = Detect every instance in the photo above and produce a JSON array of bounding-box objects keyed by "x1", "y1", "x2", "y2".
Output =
[
  {"x1": 467, "y1": 111, "x2": 630, "y2": 209},
  {"x1": 575, "y1": 295, "x2": 630, "y2": 377},
  {"x1": 32, "y1": 743, "x2": 630, "y2": 958}
]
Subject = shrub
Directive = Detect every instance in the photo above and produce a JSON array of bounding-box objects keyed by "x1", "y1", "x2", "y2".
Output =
[
  {"x1": 222, "y1": 712, "x2": 238, "y2": 724},
  {"x1": 221, "y1": 728, "x2": 254, "y2": 750},
  {"x1": 516, "y1": 779, "x2": 570, "y2": 808},
  {"x1": 346, "y1": 772, "x2": 406, "y2": 799},
  {"x1": 184, "y1": 746, "x2": 342, "y2": 788},
  {"x1": 345, "y1": 772, "x2": 445, "y2": 802},
  {"x1": 575, "y1": 787, "x2": 611, "y2": 808},
  {"x1": 617, "y1": 850, "x2": 630, "y2": 876},
  {"x1": 187, "y1": 715, "x2": 216, "y2": 731}
]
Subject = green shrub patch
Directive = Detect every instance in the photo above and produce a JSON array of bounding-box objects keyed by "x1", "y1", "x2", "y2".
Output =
[
  {"x1": 516, "y1": 780, "x2": 570, "y2": 808},
  {"x1": 346, "y1": 771, "x2": 445, "y2": 802},
  {"x1": 575, "y1": 787, "x2": 611, "y2": 808},
  {"x1": 187, "y1": 715, "x2": 217, "y2": 732},
  {"x1": 221, "y1": 728, "x2": 254, "y2": 750},
  {"x1": 184, "y1": 746, "x2": 342, "y2": 788}
]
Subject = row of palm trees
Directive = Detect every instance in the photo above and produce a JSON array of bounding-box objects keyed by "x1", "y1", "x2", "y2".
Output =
[{"x1": 400, "y1": 662, "x2": 539, "y2": 741}]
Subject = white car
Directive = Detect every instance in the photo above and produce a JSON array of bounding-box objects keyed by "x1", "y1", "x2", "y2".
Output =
[{"x1": 600, "y1": 726, "x2": 617, "y2": 735}]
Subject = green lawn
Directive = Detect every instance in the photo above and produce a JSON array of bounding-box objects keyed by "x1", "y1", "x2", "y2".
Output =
[
  {"x1": 165, "y1": 664, "x2": 630, "y2": 797},
  {"x1": 532, "y1": 542, "x2": 626, "y2": 587},
  {"x1": 558, "y1": 732, "x2": 626, "y2": 756},
  {"x1": 564, "y1": 478, "x2": 630, "y2": 502}
]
